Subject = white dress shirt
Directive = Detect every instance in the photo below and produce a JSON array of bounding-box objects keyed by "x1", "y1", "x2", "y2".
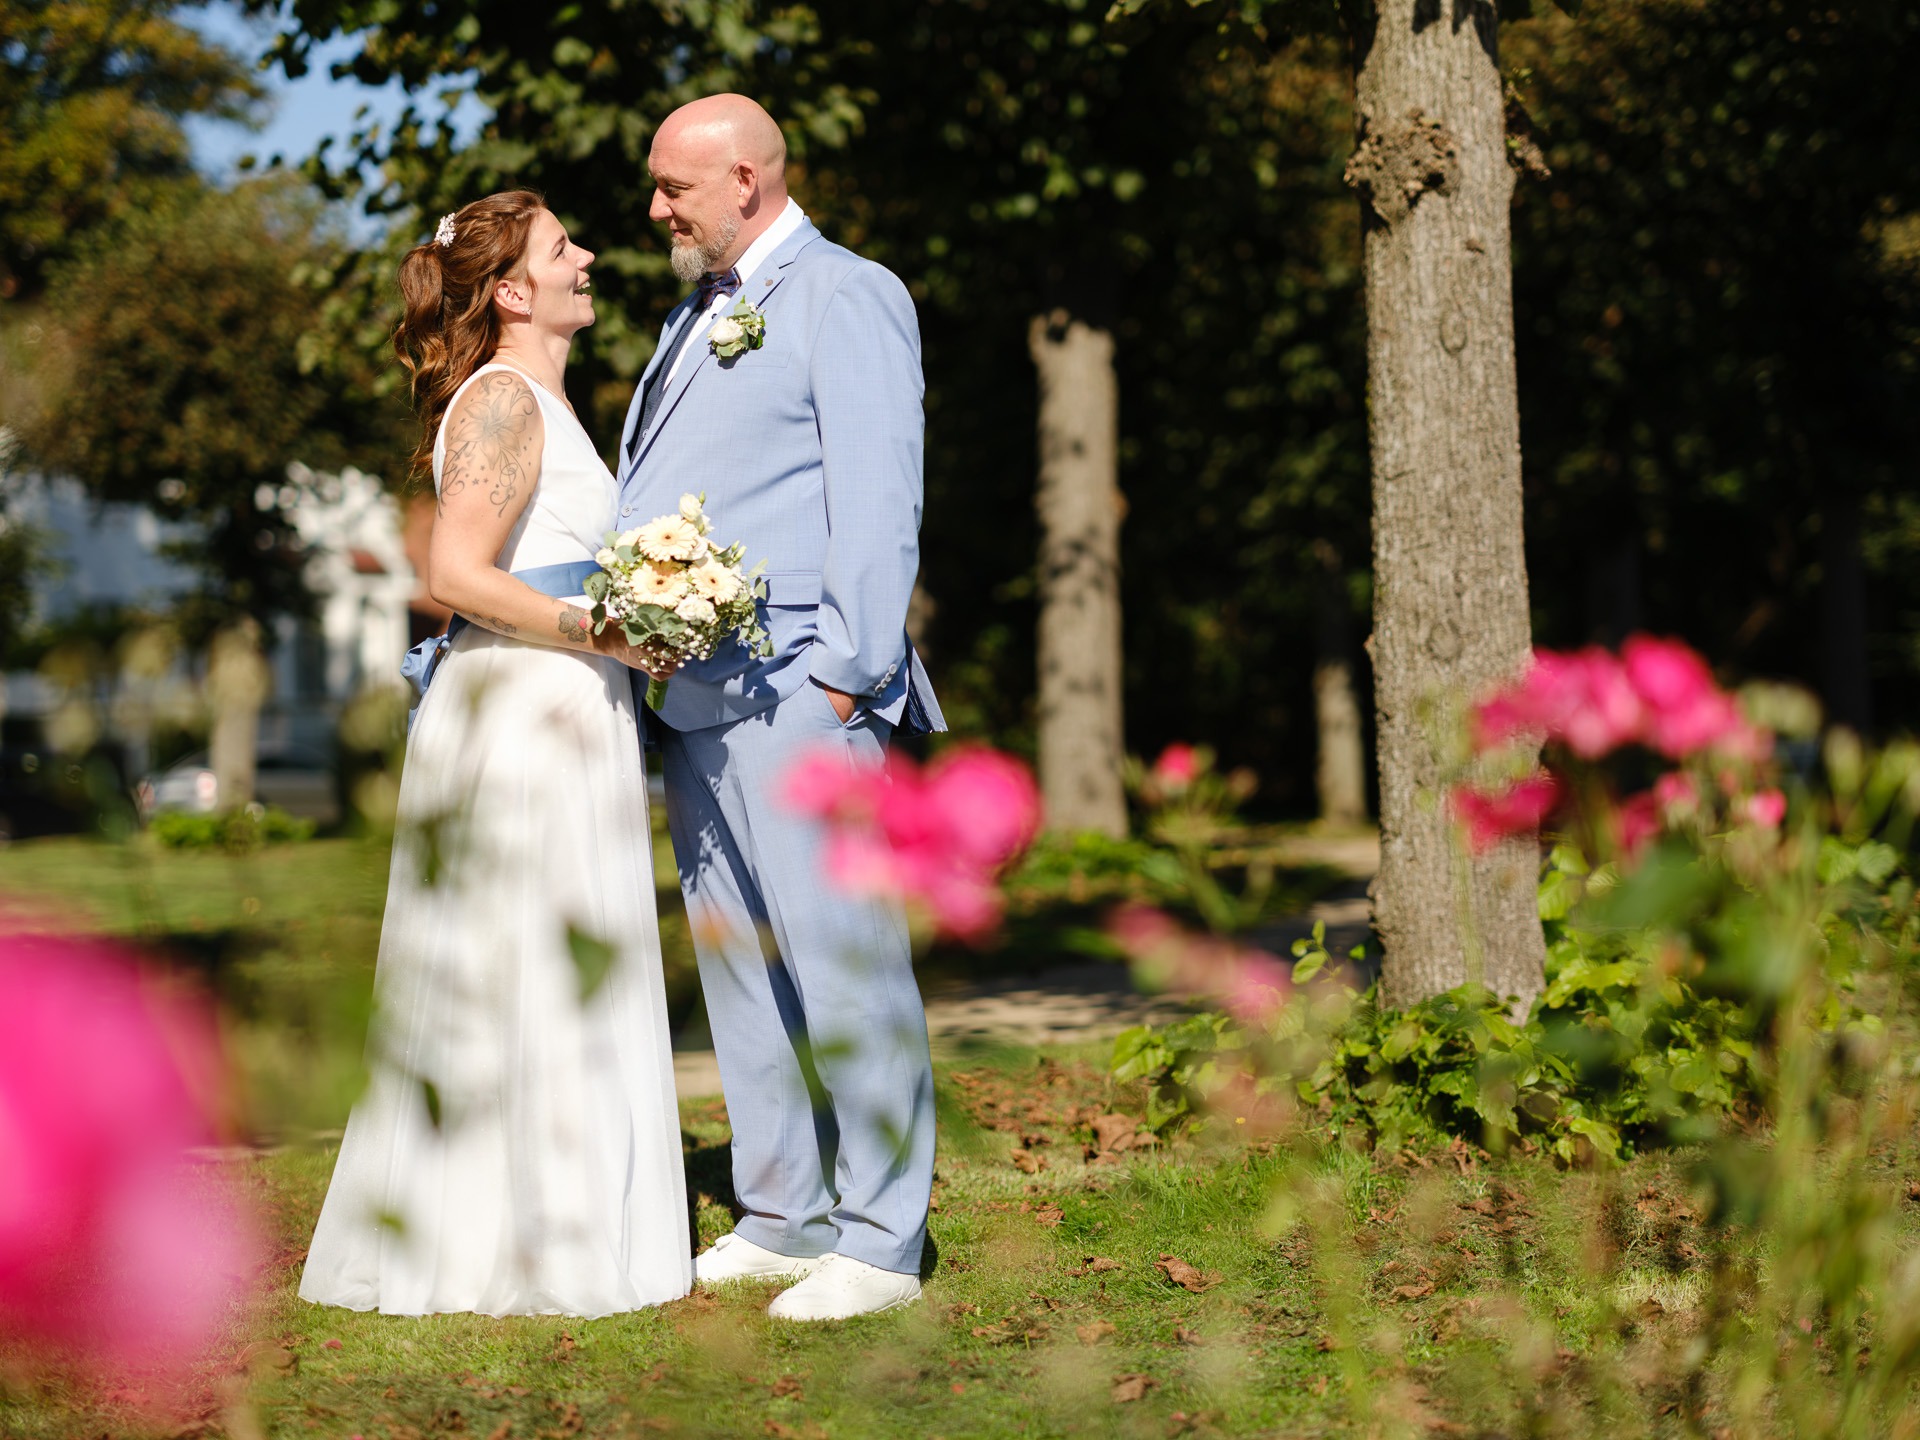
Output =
[{"x1": 663, "y1": 198, "x2": 808, "y2": 387}]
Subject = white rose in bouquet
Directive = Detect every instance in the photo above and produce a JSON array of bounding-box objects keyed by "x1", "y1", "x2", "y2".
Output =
[{"x1": 674, "y1": 595, "x2": 717, "y2": 626}]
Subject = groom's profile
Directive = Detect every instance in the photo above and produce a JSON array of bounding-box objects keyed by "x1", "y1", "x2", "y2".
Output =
[{"x1": 616, "y1": 93, "x2": 946, "y2": 1320}]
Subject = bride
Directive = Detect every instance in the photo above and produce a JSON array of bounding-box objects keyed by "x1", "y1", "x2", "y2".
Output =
[{"x1": 300, "y1": 191, "x2": 692, "y2": 1315}]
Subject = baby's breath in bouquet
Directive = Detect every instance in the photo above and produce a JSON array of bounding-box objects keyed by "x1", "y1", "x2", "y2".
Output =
[{"x1": 586, "y1": 493, "x2": 771, "y2": 710}]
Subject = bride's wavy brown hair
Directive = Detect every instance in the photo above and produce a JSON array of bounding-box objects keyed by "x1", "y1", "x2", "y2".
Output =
[{"x1": 394, "y1": 190, "x2": 546, "y2": 480}]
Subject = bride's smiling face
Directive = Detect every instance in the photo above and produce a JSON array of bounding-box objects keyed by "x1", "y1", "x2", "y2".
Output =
[{"x1": 498, "y1": 209, "x2": 596, "y2": 335}]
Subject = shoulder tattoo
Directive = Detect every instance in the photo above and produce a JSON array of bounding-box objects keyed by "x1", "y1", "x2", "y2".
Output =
[{"x1": 439, "y1": 372, "x2": 538, "y2": 517}]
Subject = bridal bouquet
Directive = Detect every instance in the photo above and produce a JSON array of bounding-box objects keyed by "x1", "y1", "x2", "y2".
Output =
[{"x1": 585, "y1": 493, "x2": 771, "y2": 709}]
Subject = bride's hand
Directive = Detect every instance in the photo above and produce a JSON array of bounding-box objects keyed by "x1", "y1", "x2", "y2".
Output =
[{"x1": 626, "y1": 639, "x2": 686, "y2": 682}]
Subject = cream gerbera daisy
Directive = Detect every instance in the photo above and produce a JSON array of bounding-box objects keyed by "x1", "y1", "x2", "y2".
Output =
[
  {"x1": 633, "y1": 565, "x2": 687, "y2": 604},
  {"x1": 687, "y1": 559, "x2": 743, "y2": 604},
  {"x1": 633, "y1": 514, "x2": 703, "y2": 563}
]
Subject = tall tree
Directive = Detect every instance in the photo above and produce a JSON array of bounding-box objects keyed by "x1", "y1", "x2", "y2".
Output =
[
  {"x1": 1116, "y1": 0, "x2": 1569, "y2": 1007},
  {"x1": 0, "y1": 0, "x2": 258, "y2": 300}
]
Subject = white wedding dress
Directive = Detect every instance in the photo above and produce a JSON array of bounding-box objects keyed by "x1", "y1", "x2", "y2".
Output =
[{"x1": 300, "y1": 362, "x2": 691, "y2": 1316}]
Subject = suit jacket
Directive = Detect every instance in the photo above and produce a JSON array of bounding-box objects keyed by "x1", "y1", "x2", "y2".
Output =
[{"x1": 616, "y1": 217, "x2": 945, "y2": 734}]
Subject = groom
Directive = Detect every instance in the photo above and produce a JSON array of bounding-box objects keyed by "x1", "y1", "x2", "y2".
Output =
[{"x1": 617, "y1": 94, "x2": 946, "y2": 1321}]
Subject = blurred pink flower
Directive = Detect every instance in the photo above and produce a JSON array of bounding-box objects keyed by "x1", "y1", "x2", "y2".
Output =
[
  {"x1": 0, "y1": 928, "x2": 258, "y2": 1372},
  {"x1": 1615, "y1": 790, "x2": 1662, "y2": 858},
  {"x1": 1106, "y1": 904, "x2": 1290, "y2": 1026},
  {"x1": 1653, "y1": 770, "x2": 1700, "y2": 814},
  {"x1": 1741, "y1": 788, "x2": 1787, "y2": 829},
  {"x1": 1473, "y1": 649, "x2": 1643, "y2": 759},
  {"x1": 788, "y1": 745, "x2": 1042, "y2": 941},
  {"x1": 1149, "y1": 744, "x2": 1200, "y2": 792},
  {"x1": 1621, "y1": 635, "x2": 1755, "y2": 759},
  {"x1": 1474, "y1": 636, "x2": 1770, "y2": 766},
  {"x1": 1450, "y1": 773, "x2": 1563, "y2": 853}
]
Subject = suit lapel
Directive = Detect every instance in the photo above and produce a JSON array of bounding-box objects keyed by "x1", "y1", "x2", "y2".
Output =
[
  {"x1": 627, "y1": 220, "x2": 825, "y2": 476},
  {"x1": 619, "y1": 298, "x2": 699, "y2": 476}
]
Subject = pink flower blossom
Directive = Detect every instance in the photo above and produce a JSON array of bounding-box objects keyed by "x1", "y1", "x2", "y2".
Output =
[
  {"x1": 1614, "y1": 790, "x2": 1662, "y2": 858},
  {"x1": 787, "y1": 745, "x2": 1042, "y2": 941},
  {"x1": 1106, "y1": 904, "x2": 1290, "y2": 1026},
  {"x1": 1450, "y1": 773, "x2": 1563, "y2": 853},
  {"x1": 1622, "y1": 635, "x2": 1754, "y2": 759},
  {"x1": 0, "y1": 928, "x2": 258, "y2": 1372},
  {"x1": 1741, "y1": 788, "x2": 1787, "y2": 829},
  {"x1": 1149, "y1": 744, "x2": 1200, "y2": 792},
  {"x1": 1652, "y1": 770, "x2": 1699, "y2": 814},
  {"x1": 1473, "y1": 649, "x2": 1643, "y2": 759}
]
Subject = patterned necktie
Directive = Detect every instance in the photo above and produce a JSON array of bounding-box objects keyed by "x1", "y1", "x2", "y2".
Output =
[{"x1": 630, "y1": 269, "x2": 745, "y2": 458}]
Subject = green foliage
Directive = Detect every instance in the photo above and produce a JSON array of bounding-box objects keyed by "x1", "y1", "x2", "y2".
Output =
[
  {"x1": 8, "y1": 179, "x2": 404, "y2": 632},
  {"x1": 0, "y1": 0, "x2": 260, "y2": 299},
  {"x1": 1115, "y1": 792, "x2": 1909, "y2": 1164},
  {"x1": 150, "y1": 803, "x2": 316, "y2": 852}
]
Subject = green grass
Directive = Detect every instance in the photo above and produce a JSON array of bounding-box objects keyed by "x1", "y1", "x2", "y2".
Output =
[{"x1": 5, "y1": 834, "x2": 1915, "y2": 1438}]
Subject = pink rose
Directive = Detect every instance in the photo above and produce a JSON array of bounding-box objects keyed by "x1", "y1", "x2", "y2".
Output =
[
  {"x1": 1106, "y1": 904, "x2": 1290, "y2": 1025},
  {"x1": 1450, "y1": 772, "x2": 1563, "y2": 853},
  {"x1": 1614, "y1": 790, "x2": 1662, "y2": 858},
  {"x1": 1652, "y1": 770, "x2": 1699, "y2": 815},
  {"x1": 1741, "y1": 788, "x2": 1787, "y2": 829},
  {"x1": 1622, "y1": 635, "x2": 1755, "y2": 759},
  {"x1": 1149, "y1": 744, "x2": 1200, "y2": 792},
  {"x1": 1473, "y1": 649, "x2": 1643, "y2": 759},
  {"x1": 0, "y1": 929, "x2": 258, "y2": 1372},
  {"x1": 792, "y1": 744, "x2": 1042, "y2": 942}
]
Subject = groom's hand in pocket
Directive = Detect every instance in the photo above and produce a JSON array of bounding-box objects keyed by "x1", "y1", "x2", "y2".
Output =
[{"x1": 818, "y1": 681, "x2": 856, "y2": 724}]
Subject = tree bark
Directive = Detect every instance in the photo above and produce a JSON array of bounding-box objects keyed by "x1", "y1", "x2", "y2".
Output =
[
  {"x1": 1348, "y1": 0, "x2": 1545, "y2": 1010},
  {"x1": 207, "y1": 618, "x2": 271, "y2": 813},
  {"x1": 1030, "y1": 309, "x2": 1127, "y2": 838},
  {"x1": 1312, "y1": 539, "x2": 1369, "y2": 828}
]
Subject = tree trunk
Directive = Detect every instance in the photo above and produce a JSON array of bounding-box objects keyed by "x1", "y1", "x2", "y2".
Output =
[
  {"x1": 207, "y1": 618, "x2": 271, "y2": 813},
  {"x1": 1312, "y1": 539, "x2": 1369, "y2": 828},
  {"x1": 1347, "y1": 0, "x2": 1545, "y2": 1010},
  {"x1": 1030, "y1": 309, "x2": 1127, "y2": 838}
]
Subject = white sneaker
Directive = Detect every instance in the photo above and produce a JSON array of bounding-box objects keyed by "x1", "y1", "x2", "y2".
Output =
[
  {"x1": 765, "y1": 1253, "x2": 922, "y2": 1321},
  {"x1": 693, "y1": 1233, "x2": 826, "y2": 1285}
]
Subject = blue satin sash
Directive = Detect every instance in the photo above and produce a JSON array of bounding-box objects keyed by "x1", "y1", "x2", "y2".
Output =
[{"x1": 400, "y1": 561, "x2": 603, "y2": 726}]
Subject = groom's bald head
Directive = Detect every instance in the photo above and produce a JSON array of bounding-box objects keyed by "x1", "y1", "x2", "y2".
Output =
[{"x1": 648, "y1": 95, "x2": 790, "y2": 279}]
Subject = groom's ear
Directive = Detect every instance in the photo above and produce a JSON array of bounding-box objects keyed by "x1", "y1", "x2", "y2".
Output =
[{"x1": 732, "y1": 159, "x2": 759, "y2": 208}]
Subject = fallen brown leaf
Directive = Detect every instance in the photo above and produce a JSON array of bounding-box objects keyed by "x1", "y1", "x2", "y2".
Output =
[
  {"x1": 1155, "y1": 1254, "x2": 1223, "y2": 1293},
  {"x1": 1112, "y1": 1373, "x2": 1156, "y2": 1403},
  {"x1": 1010, "y1": 1148, "x2": 1045, "y2": 1175},
  {"x1": 1035, "y1": 1204, "x2": 1065, "y2": 1227},
  {"x1": 1077, "y1": 1320, "x2": 1118, "y2": 1345},
  {"x1": 1091, "y1": 1114, "x2": 1140, "y2": 1152},
  {"x1": 1391, "y1": 1282, "x2": 1435, "y2": 1302},
  {"x1": 771, "y1": 1375, "x2": 803, "y2": 1400},
  {"x1": 1173, "y1": 1325, "x2": 1202, "y2": 1346},
  {"x1": 1088, "y1": 1256, "x2": 1122, "y2": 1273},
  {"x1": 483, "y1": 1422, "x2": 510, "y2": 1440}
]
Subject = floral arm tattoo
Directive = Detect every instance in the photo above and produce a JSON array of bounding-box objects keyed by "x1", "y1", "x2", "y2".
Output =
[{"x1": 438, "y1": 372, "x2": 538, "y2": 517}]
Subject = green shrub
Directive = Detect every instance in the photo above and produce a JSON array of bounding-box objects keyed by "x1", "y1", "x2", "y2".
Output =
[{"x1": 149, "y1": 803, "x2": 315, "y2": 853}]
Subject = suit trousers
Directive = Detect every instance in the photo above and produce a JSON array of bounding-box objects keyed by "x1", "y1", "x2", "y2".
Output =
[{"x1": 658, "y1": 680, "x2": 935, "y2": 1276}]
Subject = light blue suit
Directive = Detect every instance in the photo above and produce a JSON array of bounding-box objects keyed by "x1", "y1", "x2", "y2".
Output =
[{"x1": 617, "y1": 216, "x2": 944, "y2": 1276}]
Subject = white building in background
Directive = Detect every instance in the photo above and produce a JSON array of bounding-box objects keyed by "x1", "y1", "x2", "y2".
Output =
[
  {"x1": 3, "y1": 459, "x2": 433, "y2": 766},
  {"x1": 274, "y1": 462, "x2": 418, "y2": 730}
]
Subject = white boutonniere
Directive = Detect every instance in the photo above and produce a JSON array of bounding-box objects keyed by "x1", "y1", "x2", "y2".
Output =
[{"x1": 708, "y1": 298, "x2": 767, "y2": 361}]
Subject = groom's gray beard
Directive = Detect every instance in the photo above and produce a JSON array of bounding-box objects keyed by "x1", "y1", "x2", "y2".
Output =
[{"x1": 670, "y1": 217, "x2": 740, "y2": 284}]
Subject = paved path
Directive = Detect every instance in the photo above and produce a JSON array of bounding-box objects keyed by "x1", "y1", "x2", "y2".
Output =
[{"x1": 671, "y1": 830, "x2": 1378, "y2": 1098}]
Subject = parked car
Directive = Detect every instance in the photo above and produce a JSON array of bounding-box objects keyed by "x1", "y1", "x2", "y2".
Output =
[{"x1": 137, "y1": 746, "x2": 340, "y2": 826}]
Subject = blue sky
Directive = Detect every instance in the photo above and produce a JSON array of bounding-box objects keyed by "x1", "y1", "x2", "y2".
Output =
[{"x1": 180, "y1": 1, "x2": 480, "y2": 184}]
